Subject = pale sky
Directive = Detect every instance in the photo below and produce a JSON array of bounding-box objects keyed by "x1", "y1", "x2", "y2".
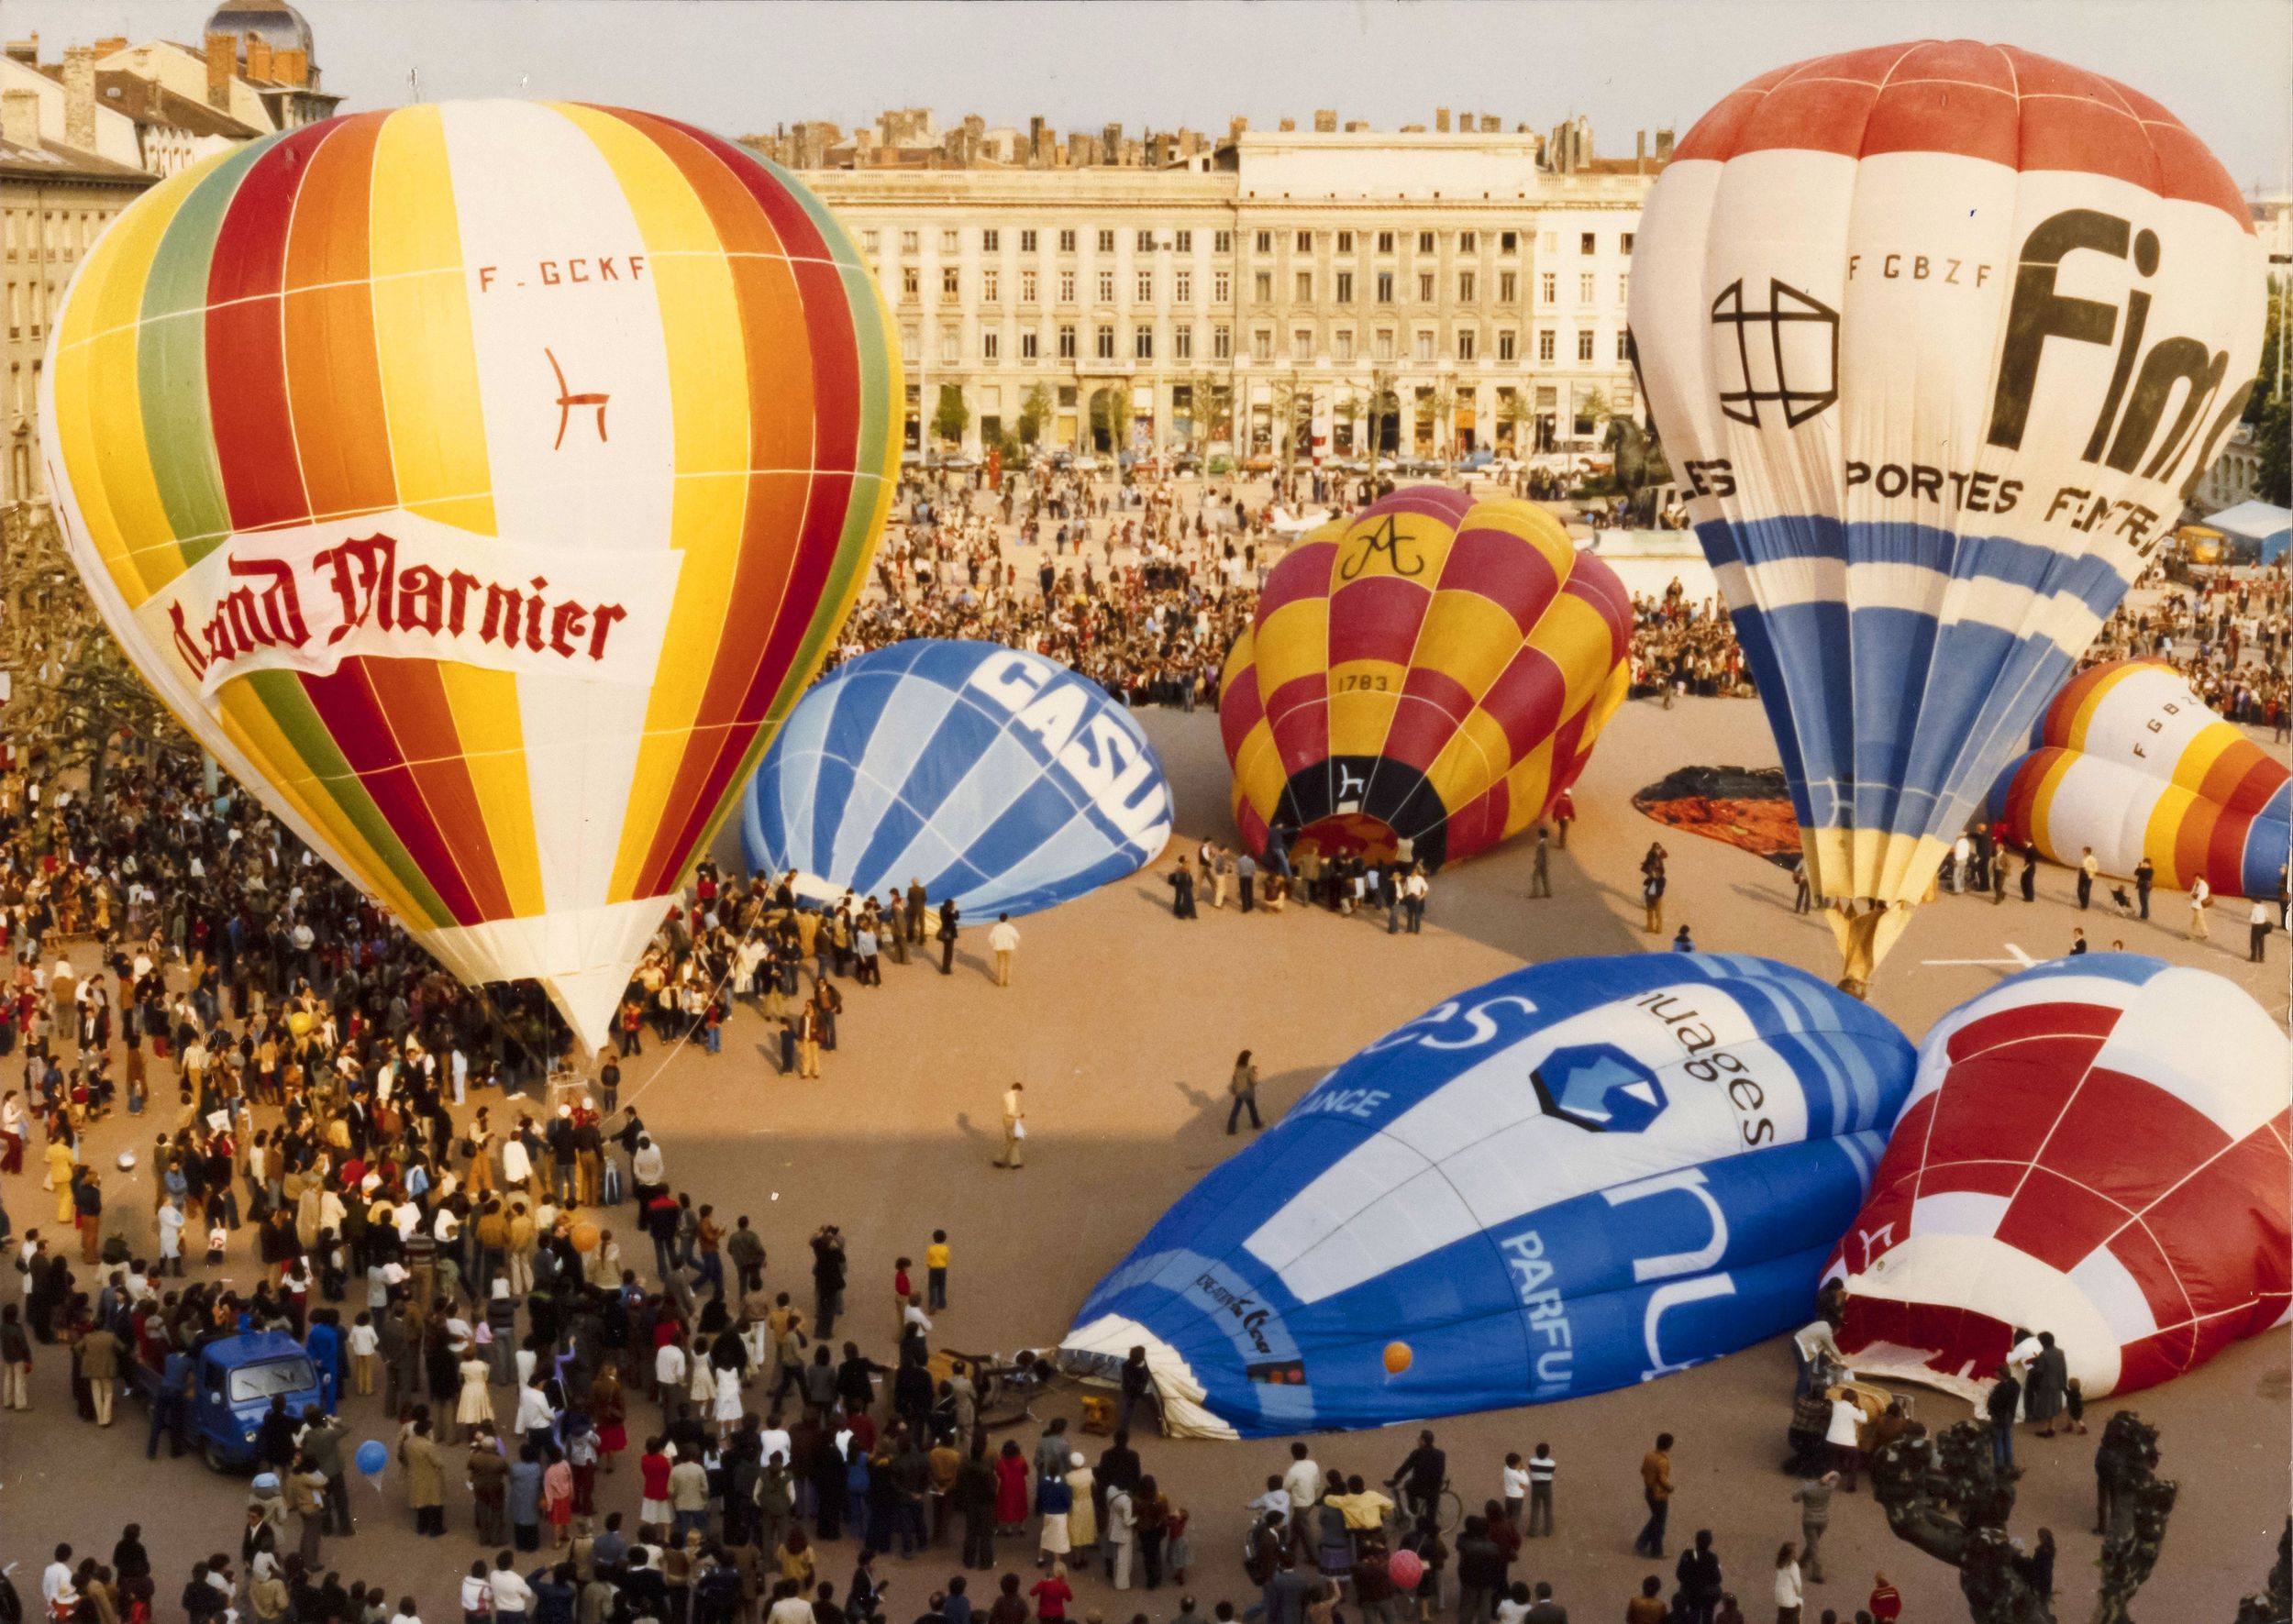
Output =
[{"x1": 13, "y1": 0, "x2": 2291, "y2": 191}]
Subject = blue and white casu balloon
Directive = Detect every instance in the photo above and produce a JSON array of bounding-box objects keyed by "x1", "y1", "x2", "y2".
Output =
[
  {"x1": 742, "y1": 640, "x2": 1173, "y2": 916},
  {"x1": 1061, "y1": 954, "x2": 1915, "y2": 1438}
]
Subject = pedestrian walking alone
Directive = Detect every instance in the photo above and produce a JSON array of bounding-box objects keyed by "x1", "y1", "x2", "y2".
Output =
[
  {"x1": 995, "y1": 1083, "x2": 1025, "y2": 1170},
  {"x1": 1226, "y1": 1051, "x2": 1262, "y2": 1134}
]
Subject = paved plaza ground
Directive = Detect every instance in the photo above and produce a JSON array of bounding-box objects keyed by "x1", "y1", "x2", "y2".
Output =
[{"x1": 5, "y1": 679, "x2": 2285, "y2": 1623}]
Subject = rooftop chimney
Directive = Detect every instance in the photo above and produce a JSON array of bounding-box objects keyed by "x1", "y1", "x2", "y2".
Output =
[
  {"x1": 274, "y1": 47, "x2": 308, "y2": 88},
  {"x1": 1655, "y1": 127, "x2": 1675, "y2": 160},
  {"x1": 1278, "y1": 116, "x2": 1295, "y2": 132},
  {"x1": 1229, "y1": 116, "x2": 1247, "y2": 138},
  {"x1": 247, "y1": 37, "x2": 273, "y2": 83},
  {"x1": 61, "y1": 45, "x2": 95, "y2": 153},
  {"x1": 1636, "y1": 129, "x2": 1646, "y2": 171},
  {"x1": 1480, "y1": 115, "x2": 1498, "y2": 133},
  {"x1": 204, "y1": 31, "x2": 235, "y2": 111},
  {"x1": 1435, "y1": 107, "x2": 1451, "y2": 133},
  {"x1": 94, "y1": 35, "x2": 127, "y2": 56},
  {"x1": 2, "y1": 89, "x2": 39, "y2": 150},
  {"x1": 1313, "y1": 108, "x2": 1336, "y2": 133},
  {"x1": 3, "y1": 32, "x2": 36, "y2": 66},
  {"x1": 1344, "y1": 120, "x2": 1369, "y2": 133}
]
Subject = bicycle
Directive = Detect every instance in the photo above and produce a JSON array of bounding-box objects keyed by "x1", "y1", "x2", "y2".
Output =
[{"x1": 1388, "y1": 1476, "x2": 1466, "y2": 1535}]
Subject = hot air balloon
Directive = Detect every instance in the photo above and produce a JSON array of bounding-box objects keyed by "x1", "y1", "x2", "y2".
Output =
[
  {"x1": 740, "y1": 640, "x2": 1173, "y2": 916},
  {"x1": 42, "y1": 103, "x2": 900, "y2": 1051},
  {"x1": 1219, "y1": 488, "x2": 1630, "y2": 870},
  {"x1": 1989, "y1": 658, "x2": 2289, "y2": 900},
  {"x1": 1825, "y1": 955, "x2": 2289, "y2": 1401},
  {"x1": 1629, "y1": 42, "x2": 2266, "y2": 988},
  {"x1": 1059, "y1": 954, "x2": 1913, "y2": 1437}
]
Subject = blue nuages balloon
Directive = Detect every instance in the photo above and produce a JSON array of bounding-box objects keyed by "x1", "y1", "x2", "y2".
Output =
[
  {"x1": 1061, "y1": 954, "x2": 1915, "y2": 1437},
  {"x1": 742, "y1": 640, "x2": 1173, "y2": 917}
]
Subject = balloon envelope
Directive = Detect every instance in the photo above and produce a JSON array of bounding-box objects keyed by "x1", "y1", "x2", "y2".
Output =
[
  {"x1": 1825, "y1": 955, "x2": 2290, "y2": 1400},
  {"x1": 1060, "y1": 954, "x2": 1914, "y2": 1437},
  {"x1": 1988, "y1": 659, "x2": 2289, "y2": 899},
  {"x1": 743, "y1": 641, "x2": 1172, "y2": 916},
  {"x1": 44, "y1": 103, "x2": 901, "y2": 1050},
  {"x1": 1629, "y1": 42, "x2": 2265, "y2": 979},
  {"x1": 1220, "y1": 488, "x2": 1630, "y2": 869}
]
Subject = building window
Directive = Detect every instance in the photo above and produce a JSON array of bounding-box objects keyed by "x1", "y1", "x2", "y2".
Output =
[
  {"x1": 1622, "y1": 232, "x2": 1635, "y2": 256},
  {"x1": 1256, "y1": 230, "x2": 1274, "y2": 253},
  {"x1": 901, "y1": 230, "x2": 918, "y2": 253},
  {"x1": 902, "y1": 324, "x2": 921, "y2": 355},
  {"x1": 1059, "y1": 271, "x2": 1077, "y2": 303},
  {"x1": 1175, "y1": 228, "x2": 1193, "y2": 252},
  {"x1": 1213, "y1": 230, "x2": 1233, "y2": 254},
  {"x1": 982, "y1": 270, "x2": 1000, "y2": 302},
  {"x1": 940, "y1": 329, "x2": 959, "y2": 365},
  {"x1": 1252, "y1": 328, "x2": 1274, "y2": 361},
  {"x1": 1616, "y1": 328, "x2": 1631, "y2": 362},
  {"x1": 1580, "y1": 232, "x2": 1596, "y2": 255},
  {"x1": 1295, "y1": 230, "x2": 1313, "y2": 253},
  {"x1": 1579, "y1": 272, "x2": 1595, "y2": 304},
  {"x1": 1335, "y1": 271, "x2": 1354, "y2": 303},
  {"x1": 1213, "y1": 271, "x2": 1231, "y2": 302},
  {"x1": 1618, "y1": 273, "x2": 1630, "y2": 306},
  {"x1": 1136, "y1": 326, "x2": 1155, "y2": 359},
  {"x1": 1291, "y1": 327, "x2": 1313, "y2": 361},
  {"x1": 1097, "y1": 229, "x2": 1115, "y2": 253},
  {"x1": 943, "y1": 267, "x2": 960, "y2": 297},
  {"x1": 1538, "y1": 328, "x2": 1556, "y2": 362},
  {"x1": 1022, "y1": 330, "x2": 1040, "y2": 361},
  {"x1": 1377, "y1": 230, "x2": 1394, "y2": 254},
  {"x1": 1021, "y1": 270, "x2": 1038, "y2": 303},
  {"x1": 1577, "y1": 328, "x2": 1595, "y2": 362},
  {"x1": 1098, "y1": 270, "x2": 1115, "y2": 302},
  {"x1": 982, "y1": 228, "x2": 1000, "y2": 252},
  {"x1": 1175, "y1": 270, "x2": 1192, "y2": 301},
  {"x1": 1089, "y1": 326, "x2": 1112, "y2": 359},
  {"x1": 1501, "y1": 231, "x2": 1518, "y2": 254},
  {"x1": 982, "y1": 330, "x2": 1001, "y2": 362},
  {"x1": 1374, "y1": 329, "x2": 1395, "y2": 361},
  {"x1": 1377, "y1": 271, "x2": 1395, "y2": 304},
  {"x1": 1295, "y1": 271, "x2": 1313, "y2": 302},
  {"x1": 1175, "y1": 324, "x2": 1193, "y2": 359},
  {"x1": 1498, "y1": 329, "x2": 1517, "y2": 361},
  {"x1": 862, "y1": 229, "x2": 881, "y2": 252},
  {"x1": 902, "y1": 266, "x2": 919, "y2": 299},
  {"x1": 1137, "y1": 229, "x2": 1156, "y2": 252},
  {"x1": 1254, "y1": 271, "x2": 1273, "y2": 302},
  {"x1": 1458, "y1": 271, "x2": 1476, "y2": 303},
  {"x1": 1058, "y1": 228, "x2": 1077, "y2": 252},
  {"x1": 1499, "y1": 271, "x2": 1518, "y2": 303},
  {"x1": 1213, "y1": 324, "x2": 1232, "y2": 359},
  {"x1": 1417, "y1": 272, "x2": 1435, "y2": 302},
  {"x1": 1540, "y1": 271, "x2": 1556, "y2": 304},
  {"x1": 1414, "y1": 330, "x2": 1435, "y2": 362},
  {"x1": 1336, "y1": 230, "x2": 1355, "y2": 253},
  {"x1": 1335, "y1": 329, "x2": 1355, "y2": 362},
  {"x1": 940, "y1": 229, "x2": 958, "y2": 253},
  {"x1": 1020, "y1": 229, "x2": 1038, "y2": 253},
  {"x1": 1459, "y1": 231, "x2": 1478, "y2": 253},
  {"x1": 1138, "y1": 271, "x2": 1154, "y2": 302},
  {"x1": 1417, "y1": 230, "x2": 1435, "y2": 254},
  {"x1": 1058, "y1": 324, "x2": 1077, "y2": 359},
  {"x1": 1457, "y1": 329, "x2": 1477, "y2": 361}
]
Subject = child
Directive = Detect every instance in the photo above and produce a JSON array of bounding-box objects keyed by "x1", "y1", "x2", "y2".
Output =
[
  {"x1": 348, "y1": 1310, "x2": 380, "y2": 1396},
  {"x1": 2063, "y1": 1377, "x2": 2088, "y2": 1435},
  {"x1": 1501, "y1": 1453, "x2": 1527, "y2": 1529},
  {"x1": 1165, "y1": 1505, "x2": 1191, "y2": 1585},
  {"x1": 892, "y1": 1257, "x2": 913, "y2": 1338},
  {"x1": 205, "y1": 1221, "x2": 229, "y2": 1268},
  {"x1": 925, "y1": 1230, "x2": 950, "y2": 1311}
]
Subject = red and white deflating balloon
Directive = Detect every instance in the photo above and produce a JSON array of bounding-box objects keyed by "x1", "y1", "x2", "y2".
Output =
[{"x1": 1824, "y1": 955, "x2": 2289, "y2": 1401}]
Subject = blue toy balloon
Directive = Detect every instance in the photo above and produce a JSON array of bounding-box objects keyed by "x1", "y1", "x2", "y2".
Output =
[
  {"x1": 1060, "y1": 953, "x2": 1915, "y2": 1437},
  {"x1": 742, "y1": 640, "x2": 1173, "y2": 916},
  {"x1": 355, "y1": 1440, "x2": 388, "y2": 1476}
]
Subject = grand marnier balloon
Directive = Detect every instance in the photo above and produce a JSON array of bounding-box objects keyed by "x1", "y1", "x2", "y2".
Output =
[
  {"x1": 1825, "y1": 956, "x2": 2289, "y2": 1400},
  {"x1": 1989, "y1": 659, "x2": 2289, "y2": 899},
  {"x1": 41, "y1": 104, "x2": 899, "y2": 1049},
  {"x1": 1060, "y1": 955, "x2": 1914, "y2": 1438},
  {"x1": 741, "y1": 641, "x2": 1172, "y2": 916},
  {"x1": 1629, "y1": 42, "x2": 2265, "y2": 986},
  {"x1": 1219, "y1": 488, "x2": 1630, "y2": 869}
]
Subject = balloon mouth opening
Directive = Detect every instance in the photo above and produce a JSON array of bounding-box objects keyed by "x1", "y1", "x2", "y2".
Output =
[
  {"x1": 1296, "y1": 812, "x2": 1402, "y2": 864},
  {"x1": 1837, "y1": 1290, "x2": 2018, "y2": 1400}
]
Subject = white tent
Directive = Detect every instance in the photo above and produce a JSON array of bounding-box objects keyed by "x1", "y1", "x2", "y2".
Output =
[{"x1": 2205, "y1": 499, "x2": 2291, "y2": 562}]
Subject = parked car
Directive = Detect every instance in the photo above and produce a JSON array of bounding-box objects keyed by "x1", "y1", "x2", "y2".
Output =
[{"x1": 132, "y1": 1331, "x2": 325, "y2": 1472}]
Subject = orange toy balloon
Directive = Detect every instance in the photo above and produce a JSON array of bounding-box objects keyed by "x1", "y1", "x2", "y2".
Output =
[
  {"x1": 570, "y1": 1221, "x2": 602, "y2": 1254},
  {"x1": 1382, "y1": 1342, "x2": 1412, "y2": 1375}
]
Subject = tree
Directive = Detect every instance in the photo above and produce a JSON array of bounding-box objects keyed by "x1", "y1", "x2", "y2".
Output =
[
  {"x1": 1429, "y1": 384, "x2": 1458, "y2": 477},
  {"x1": 1017, "y1": 382, "x2": 1053, "y2": 447},
  {"x1": 1366, "y1": 368, "x2": 1400, "y2": 482},
  {"x1": 1335, "y1": 388, "x2": 1364, "y2": 455},
  {"x1": 2254, "y1": 388, "x2": 2290, "y2": 506},
  {"x1": 1088, "y1": 388, "x2": 1124, "y2": 452},
  {"x1": 1497, "y1": 391, "x2": 1534, "y2": 453},
  {"x1": 1185, "y1": 371, "x2": 1233, "y2": 455},
  {"x1": 1576, "y1": 386, "x2": 1612, "y2": 437},
  {"x1": 931, "y1": 382, "x2": 969, "y2": 448}
]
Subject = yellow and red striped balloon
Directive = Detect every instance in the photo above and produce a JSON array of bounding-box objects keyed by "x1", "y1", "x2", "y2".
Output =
[
  {"x1": 1219, "y1": 489, "x2": 1630, "y2": 867},
  {"x1": 42, "y1": 102, "x2": 901, "y2": 1048}
]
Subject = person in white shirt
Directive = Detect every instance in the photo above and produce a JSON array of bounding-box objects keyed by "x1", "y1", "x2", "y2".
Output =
[
  {"x1": 766, "y1": 1585, "x2": 815, "y2": 1624},
  {"x1": 2191, "y1": 874, "x2": 2212, "y2": 939},
  {"x1": 1501, "y1": 1453, "x2": 1529, "y2": 1529},
  {"x1": 1281, "y1": 1442, "x2": 1321, "y2": 1560},
  {"x1": 655, "y1": 1339, "x2": 690, "y2": 1428},
  {"x1": 488, "y1": 1558, "x2": 535, "y2": 1621},
  {"x1": 1525, "y1": 1444, "x2": 1556, "y2": 1537},
  {"x1": 987, "y1": 915, "x2": 1021, "y2": 987},
  {"x1": 1774, "y1": 1545, "x2": 1803, "y2": 1619},
  {"x1": 632, "y1": 1136, "x2": 666, "y2": 1188},
  {"x1": 759, "y1": 1420, "x2": 792, "y2": 1471},
  {"x1": 42, "y1": 1549, "x2": 74, "y2": 1611}
]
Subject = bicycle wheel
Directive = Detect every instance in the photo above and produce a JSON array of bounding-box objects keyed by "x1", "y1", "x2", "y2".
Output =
[{"x1": 1436, "y1": 1488, "x2": 1466, "y2": 1534}]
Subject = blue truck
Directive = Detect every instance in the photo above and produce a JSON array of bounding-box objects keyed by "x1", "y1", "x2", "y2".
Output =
[{"x1": 132, "y1": 1331, "x2": 325, "y2": 1471}]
